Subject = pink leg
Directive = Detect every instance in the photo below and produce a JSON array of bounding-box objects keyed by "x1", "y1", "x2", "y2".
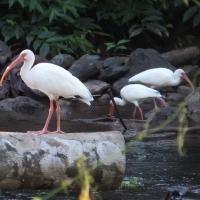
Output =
[
  {"x1": 133, "y1": 106, "x2": 137, "y2": 119},
  {"x1": 54, "y1": 97, "x2": 65, "y2": 134},
  {"x1": 29, "y1": 100, "x2": 54, "y2": 135},
  {"x1": 137, "y1": 106, "x2": 144, "y2": 120}
]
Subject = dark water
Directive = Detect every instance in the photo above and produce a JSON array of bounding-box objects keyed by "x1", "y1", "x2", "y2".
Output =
[{"x1": 0, "y1": 108, "x2": 200, "y2": 200}]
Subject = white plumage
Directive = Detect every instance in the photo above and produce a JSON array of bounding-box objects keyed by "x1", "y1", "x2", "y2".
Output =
[
  {"x1": 109, "y1": 84, "x2": 162, "y2": 120},
  {"x1": 0, "y1": 49, "x2": 93, "y2": 134},
  {"x1": 128, "y1": 68, "x2": 194, "y2": 90}
]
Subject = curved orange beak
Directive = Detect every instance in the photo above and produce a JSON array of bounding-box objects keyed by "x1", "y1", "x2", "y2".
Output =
[
  {"x1": 0, "y1": 53, "x2": 25, "y2": 86},
  {"x1": 181, "y1": 73, "x2": 195, "y2": 92},
  {"x1": 108, "y1": 102, "x2": 115, "y2": 117}
]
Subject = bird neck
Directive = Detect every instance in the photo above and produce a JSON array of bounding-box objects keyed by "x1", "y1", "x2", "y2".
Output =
[
  {"x1": 113, "y1": 97, "x2": 126, "y2": 106},
  {"x1": 20, "y1": 55, "x2": 35, "y2": 77},
  {"x1": 172, "y1": 72, "x2": 182, "y2": 86}
]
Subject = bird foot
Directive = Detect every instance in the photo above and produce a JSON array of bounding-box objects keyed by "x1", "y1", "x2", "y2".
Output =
[
  {"x1": 27, "y1": 129, "x2": 50, "y2": 135},
  {"x1": 52, "y1": 129, "x2": 65, "y2": 134}
]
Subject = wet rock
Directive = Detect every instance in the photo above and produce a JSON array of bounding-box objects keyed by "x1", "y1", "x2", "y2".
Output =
[
  {"x1": 80, "y1": 54, "x2": 101, "y2": 60},
  {"x1": 187, "y1": 87, "x2": 200, "y2": 123},
  {"x1": 146, "y1": 106, "x2": 178, "y2": 125},
  {"x1": 51, "y1": 54, "x2": 75, "y2": 68},
  {"x1": 127, "y1": 48, "x2": 176, "y2": 74},
  {"x1": 0, "y1": 131, "x2": 125, "y2": 190},
  {"x1": 0, "y1": 41, "x2": 11, "y2": 68},
  {"x1": 98, "y1": 57, "x2": 129, "y2": 82},
  {"x1": 112, "y1": 77, "x2": 128, "y2": 95},
  {"x1": 166, "y1": 93, "x2": 184, "y2": 105},
  {"x1": 0, "y1": 96, "x2": 45, "y2": 116},
  {"x1": 34, "y1": 54, "x2": 48, "y2": 64},
  {"x1": 84, "y1": 80, "x2": 110, "y2": 95},
  {"x1": 97, "y1": 93, "x2": 110, "y2": 104},
  {"x1": 0, "y1": 80, "x2": 10, "y2": 100},
  {"x1": 177, "y1": 85, "x2": 191, "y2": 96},
  {"x1": 68, "y1": 55, "x2": 101, "y2": 81},
  {"x1": 181, "y1": 65, "x2": 199, "y2": 79}
]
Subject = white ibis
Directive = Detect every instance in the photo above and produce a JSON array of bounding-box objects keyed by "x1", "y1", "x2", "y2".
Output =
[
  {"x1": 128, "y1": 68, "x2": 194, "y2": 108},
  {"x1": 108, "y1": 84, "x2": 163, "y2": 120},
  {"x1": 128, "y1": 68, "x2": 194, "y2": 90},
  {"x1": 0, "y1": 49, "x2": 93, "y2": 135}
]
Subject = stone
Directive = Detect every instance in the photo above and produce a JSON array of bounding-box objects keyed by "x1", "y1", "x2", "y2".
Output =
[
  {"x1": 181, "y1": 65, "x2": 199, "y2": 79},
  {"x1": 177, "y1": 85, "x2": 191, "y2": 96},
  {"x1": 145, "y1": 106, "x2": 178, "y2": 126},
  {"x1": 127, "y1": 48, "x2": 176, "y2": 74},
  {"x1": 68, "y1": 56, "x2": 101, "y2": 81},
  {"x1": 0, "y1": 40, "x2": 11, "y2": 68},
  {"x1": 51, "y1": 54, "x2": 75, "y2": 69},
  {"x1": 80, "y1": 54, "x2": 101, "y2": 60},
  {"x1": 97, "y1": 93, "x2": 110, "y2": 104},
  {"x1": 0, "y1": 80, "x2": 10, "y2": 100},
  {"x1": 98, "y1": 57, "x2": 129, "y2": 82},
  {"x1": 0, "y1": 96, "x2": 45, "y2": 117},
  {"x1": 187, "y1": 87, "x2": 200, "y2": 123},
  {"x1": 0, "y1": 131, "x2": 125, "y2": 190},
  {"x1": 84, "y1": 80, "x2": 110, "y2": 95},
  {"x1": 112, "y1": 77, "x2": 129, "y2": 95}
]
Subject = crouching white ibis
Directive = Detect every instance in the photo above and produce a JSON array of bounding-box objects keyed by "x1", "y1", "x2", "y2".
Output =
[
  {"x1": 0, "y1": 49, "x2": 93, "y2": 135},
  {"x1": 108, "y1": 84, "x2": 163, "y2": 120},
  {"x1": 128, "y1": 68, "x2": 194, "y2": 108}
]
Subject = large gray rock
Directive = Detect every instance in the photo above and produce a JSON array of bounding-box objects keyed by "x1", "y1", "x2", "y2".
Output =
[
  {"x1": 187, "y1": 87, "x2": 200, "y2": 124},
  {"x1": 98, "y1": 57, "x2": 129, "y2": 82},
  {"x1": 84, "y1": 80, "x2": 109, "y2": 95},
  {"x1": 127, "y1": 48, "x2": 176, "y2": 73},
  {"x1": 0, "y1": 131, "x2": 125, "y2": 190},
  {"x1": 68, "y1": 55, "x2": 101, "y2": 81},
  {"x1": 0, "y1": 96, "x2": 45, "y2": 118},
  {"x1": 51, "y1": 54, "x2": 75, "y2": 69}
]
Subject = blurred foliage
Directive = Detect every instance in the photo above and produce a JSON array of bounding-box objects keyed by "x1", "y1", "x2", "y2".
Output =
[
  {"x1": 0, "y1": 0, "x2": 200, "y2": 56},
  {"x1": 33, "y1": 157, "x2": 93, "y2": 200}
]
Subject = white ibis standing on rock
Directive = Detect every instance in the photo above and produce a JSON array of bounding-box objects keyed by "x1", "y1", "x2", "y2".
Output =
[
  {"x1": 128, "y1": 68, "x2": 195, "y2": 107},
  {"x1": 108, "y1": 84, "x2": 163, "y2": 120},
  {"x1": 0, "y1": 49, "x2": 93, "y2": 135}
]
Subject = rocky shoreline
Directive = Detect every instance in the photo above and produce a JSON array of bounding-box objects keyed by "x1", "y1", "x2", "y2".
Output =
[{"x1": 0, "y1": 41, "x2": 199, "y2": 127}]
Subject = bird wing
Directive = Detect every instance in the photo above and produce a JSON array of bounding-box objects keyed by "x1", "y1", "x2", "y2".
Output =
[
  {"x1": 128, "y1": 68, "x2": 173, "y2": 87},
  {"x1": 29, "y1": 63, "x2": 93, "y2": 103},
  {"x1": 120, "y1": 84, "x2": 161, "y2": 103}
]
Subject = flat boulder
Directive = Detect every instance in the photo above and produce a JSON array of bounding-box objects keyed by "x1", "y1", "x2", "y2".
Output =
[{"x1": 0, "y1": 131, "x2": 125, "y2": 190}]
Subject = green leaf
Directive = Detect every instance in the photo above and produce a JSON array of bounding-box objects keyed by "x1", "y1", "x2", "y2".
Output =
[
  {"x1": 17, "y1": 0, "x2": 25, "y2": 8},
  {"x1": 193, "y1": 11, "x2": 200, "y2": 27},
  {"x1": 129, "y1": 28, "x2": 143, "y2": 38},
  {"x1": 26, "y1": 35, "x2": 34, "y2": 47},
  {"x1": 39, "y1": 43, "x2": 50, "y2": 57},
  {"x1": 46, "y1": 36, "x2": 66, "y2": 43},
  {"x1": 183, "y1": 6, "x2": 198, "y2": 23},
  {"x1": 117, "y1": 39, "x2": 130, "y2": 45},
  {"x1": 8, "y1": 0, "x2": 15, "y2": 8},
  {"x1": 33, "y1": 39, "x2": 42, "y2": 51}
]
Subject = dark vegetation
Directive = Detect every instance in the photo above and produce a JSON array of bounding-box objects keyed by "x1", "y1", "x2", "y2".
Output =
[{"x1": 0, "y1": 0, "x2": 200, "y2": 57}]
